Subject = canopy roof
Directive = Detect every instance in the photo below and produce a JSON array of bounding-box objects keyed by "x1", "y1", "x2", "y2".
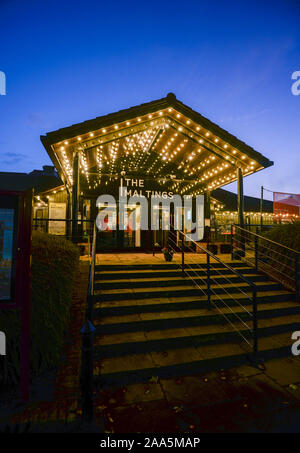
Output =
[
  {"x1": 41, "y1": 93, "x2": 273, "y2": 196},
  {"x1": 212, "y1": 188, "x2": 273, "y2": 213}
]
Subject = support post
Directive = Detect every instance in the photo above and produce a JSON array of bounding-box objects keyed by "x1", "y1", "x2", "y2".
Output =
[
  {"x1": 72, "y1": 151, "x2": 79, "y2": 242},
  {"x1": 206, "y1": 253, "x2": 211, "y2": 308},
  {"x1": 237, "y1": 168, "x2": 244, "y2": 228},
  {"x1": 252, "y1": 287, "x2": 258, "y2": 358},
  {"x1": 237, "y1": 168, "x2": 245, "y2": 257},
  {"x1": 80, "y1": 320, "x2": 96, "y2": 423},
  {"x1": 295, "y1": 254, "x2": 299, "y2": 299},
  {"x1": 20, "y1": 189, "x2": 33, "y2": 401}
]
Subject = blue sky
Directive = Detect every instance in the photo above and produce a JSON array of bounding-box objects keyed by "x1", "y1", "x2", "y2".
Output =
[{"x1": 0, "y1": 0, "x2": 299, "y2": 198}]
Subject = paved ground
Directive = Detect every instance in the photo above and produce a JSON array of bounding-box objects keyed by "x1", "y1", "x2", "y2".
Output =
[
  {"x1": 95, "y1": 252, "x2": 234, "y2": 265},
  {"x1": 94, "y1": 357, "x2": 300, "y2": 432},
  {"x1": 2, "y1": 253, "x2": 300, "y2": 432}
]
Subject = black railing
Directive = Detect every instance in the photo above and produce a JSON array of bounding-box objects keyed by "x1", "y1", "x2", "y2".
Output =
[
  {"x1": 232, "y1": 225, "x2": 300, "y2": 298},
  {"x1": 32, "y1": 217, "x2": 94, "y2": 248},
  {"x1": 168, "y1": 230, "x2": 258, "y2": 357},
  {"x1": 80, "y1": 221, "x2": 97, "y2": 423}
]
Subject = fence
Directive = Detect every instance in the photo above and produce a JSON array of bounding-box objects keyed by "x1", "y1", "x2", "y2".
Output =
[{"x1": 232, "y1": 225, "x2": 300, "y2": 298}]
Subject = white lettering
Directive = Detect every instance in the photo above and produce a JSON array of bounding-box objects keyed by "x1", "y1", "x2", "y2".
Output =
[
  {"x1": 291, "y1": 331, "x2": 300, "y2": 356},
  {"x1": 0, "y1": 71, "x2": 6, "y2": 95}
]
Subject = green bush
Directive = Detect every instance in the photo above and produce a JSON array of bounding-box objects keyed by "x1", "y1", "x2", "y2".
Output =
[{"x1": 0, "y1": 232, "x2": 79, "y2": 386}]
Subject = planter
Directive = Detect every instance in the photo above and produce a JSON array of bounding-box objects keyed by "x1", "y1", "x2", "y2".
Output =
[
  {"x1": 220, "y1": 243, "x2": 231, "y2": 254},
  {"x1": 232, "y1": 249, "x2": 245, "y2": 259},
  {"x1": 207, "y1": 244, "x2": 218, "y2": 255}
]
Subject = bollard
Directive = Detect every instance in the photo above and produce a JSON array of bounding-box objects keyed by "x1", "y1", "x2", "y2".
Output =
[
  {"x1": 206, "y1": 253, "x2": 211, "y2": 308},
  {"x1": 80, "y1": 320, "x2": 96, "y2": 423}
]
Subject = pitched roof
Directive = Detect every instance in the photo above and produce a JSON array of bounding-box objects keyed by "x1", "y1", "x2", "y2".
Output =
[{"x1": 0, "y1": 171, "x2": 62, "y2": 193}]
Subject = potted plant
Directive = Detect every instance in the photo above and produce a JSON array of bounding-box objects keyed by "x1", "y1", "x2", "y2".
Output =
[{"x1": 162, "y1": 247, "x2": 174, "y2": 262}]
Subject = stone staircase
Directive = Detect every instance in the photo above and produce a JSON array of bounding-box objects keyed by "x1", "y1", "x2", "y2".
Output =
[{"x1": 92, "y1": 260, "x2": 300, "y2": 389}]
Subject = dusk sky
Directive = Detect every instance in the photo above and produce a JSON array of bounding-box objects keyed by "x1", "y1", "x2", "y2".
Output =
[{"x1": 0, "y1": 0, "x2": 299, "y2": 199}]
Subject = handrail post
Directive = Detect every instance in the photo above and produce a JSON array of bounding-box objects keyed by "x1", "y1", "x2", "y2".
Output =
[
  {"x1": 87, "y1": 294, "x2": 93, "y2": 324},
  {"x1": 254, "y1": 234, "x2": 258, "y2": 272},
  {"x1": 295, "y1": 253, "x2": 299, "y2": 299},
  {"x1": 252, "y1": 287, "x2": 258, "y2": 358},
  {"x1": 80, "y1": 320, "x2": 96, "y2": 423},
  {"x1": 207, "y1": 253, "x2": 211, "y2": 308},
  {"x1": 181, "y1": 232, "x2": 185, "y2": 276}
]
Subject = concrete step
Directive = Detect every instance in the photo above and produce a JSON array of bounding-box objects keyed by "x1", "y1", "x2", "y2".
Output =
[
  {"x1": 96, "y1": 273, "x2": 268, "y2": 290},
  {"x1": 93, "y1": 302, "x2": 300, "y2": 335},
  {"x1": 93, "y1": 330, "x2": 296, "y2": 388},
  {"x1": 95, "y1": 266, "x2": 255, "y2": 281},
  {"x1": 94, "y1": 301, "x2": 300, "y2": 347},
  {"x1": 95, "y1": 281, "x2": 282, "y2": 301}
]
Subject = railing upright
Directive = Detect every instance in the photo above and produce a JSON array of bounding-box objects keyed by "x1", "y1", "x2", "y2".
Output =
[
  {"x1": 206, "y1": 253, "x2": 211, "y2": 307},
  {"x1": 87, "y1": 221, "x2": 97, "y2": 321},
  {"x1": 233, "y1": 225, "x2": 300, "y2": 299},
  {"x1": 252, "y1": 287, "x2": 258, "y2": 356},
  {"x1": 80, "y1": 320, "x2": 96, "y2": 423},
  {"x1": 230, "y1": 224, "x2": 234, "y2": 260},
  {"x1": 254, "y1": 234, "x2": 258, "y2": 272},
  {"x1": 295, "y1": 253, "x2": 299, "y2": 300}
]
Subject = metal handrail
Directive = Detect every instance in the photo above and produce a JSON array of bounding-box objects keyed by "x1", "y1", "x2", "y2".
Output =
[
  {"x1": 87, "y1": 220, "x2": 97, "y2": 321},
  {"x1": 171, "y1": 229, "x2": 258, "y2": 356},
  {"x1": 233, "y1": 224, "x2": 299, "y2": 299}
]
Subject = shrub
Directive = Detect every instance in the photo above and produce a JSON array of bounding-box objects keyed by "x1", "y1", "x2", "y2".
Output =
[
  {"x1": 262, "y1": 223, "x2": 300, "y2": 252},
  {"x1": 0, "y1": 232, "x2": 79, "y2": 386}
]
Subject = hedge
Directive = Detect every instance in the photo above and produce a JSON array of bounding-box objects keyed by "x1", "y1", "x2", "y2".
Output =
[
  {"x1": 0, "y1": 231, "x2": 79, "y2": 386},
  {"x1": 262, "y1": 223, "x2": 300, "y2": 252},
  {"x1": 259, "y1": 223, "x2": 300, "y2": 288}
]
